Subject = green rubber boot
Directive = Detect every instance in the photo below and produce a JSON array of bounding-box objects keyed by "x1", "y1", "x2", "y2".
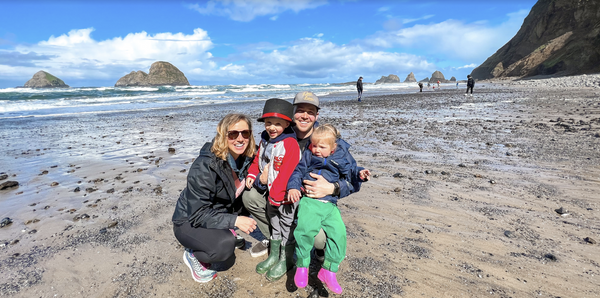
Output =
[
  {"x1": 256, "y1": 239, "x2": 281, "y2": 274},
  {"x1": 266, "y1": 244, "x2": 295, "y2": 281}
]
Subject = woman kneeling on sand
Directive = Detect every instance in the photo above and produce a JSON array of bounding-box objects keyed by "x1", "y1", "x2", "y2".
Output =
[{"x1": 172, "y1": 113, "x2": 259, "y2": 283}]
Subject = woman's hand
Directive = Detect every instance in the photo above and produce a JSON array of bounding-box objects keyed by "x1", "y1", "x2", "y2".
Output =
[
  {"x1": 246, "y1": 177, "x2": 255, "y2": 189},
  {"x1": 303, "y1": 173, "x2": 335, "y2": 199},
  {"x1": 235, "y1": 216, "x2": 257, "y2": 234},
  {"x1": 288, "y1": 189, "x2": 302, "y2": 203},
  {"x1": 259, "y1": 163, "x2": 269, "y2": 185}
]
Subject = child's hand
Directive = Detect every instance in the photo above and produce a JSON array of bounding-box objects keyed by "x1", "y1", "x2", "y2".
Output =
[
  {"x1": 360, "y1": 169, "x2": 371, "y2": 181},
  {"x1": 246, "y1": 177, "x2": 255, "y2": 189},
  {"x1": 259, "y1": 163, "x2": 269, "y2": 185},
  {"x1": 288, "y1": 189, "x2": 301, "y2": 203}
]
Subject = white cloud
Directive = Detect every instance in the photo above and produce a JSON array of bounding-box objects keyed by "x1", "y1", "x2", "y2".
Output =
[
  {"x1": 457, "y1": 63, "x2": 478, "y2": 69},
  {"x1": 0, "y1": 27, "x2": 437, "y2": 85},
  {"x1": 188, "y1": 0, "x2": 327, "y2": 22},
  {"x1": 216, "y1": 38, "x2": 435, "y2": 82},
  {"x1": 314, "y1": 33, "x2": 324, "y2": 38},
  {"x1": 2, "y1": 28, "x2": 215, "y2": 82},
  {"x1": 363, "y1": 9, "x2": 529, "y2": 63}
]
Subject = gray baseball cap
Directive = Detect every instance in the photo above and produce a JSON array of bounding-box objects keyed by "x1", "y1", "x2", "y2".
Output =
[{"x1": 293, "y1": 91, "x2": 320, "y2": 109}]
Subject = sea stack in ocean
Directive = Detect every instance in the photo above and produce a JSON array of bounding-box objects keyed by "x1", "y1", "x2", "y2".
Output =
[
  {"x1": 23, "y1": 71, "x2": 69, "y2": 88},
  {"x1": 429, "y1": 71, "x2": 447, "y2": 83},
  {"x1": 404, "y1": 72, "x2": 417, "y2": 83},
  {"x1": 375, "y1": 74, "x2": 400, "y2": 84},
  {"x1": 115, "y1": 61, "x2": 190, "y2": 87}
]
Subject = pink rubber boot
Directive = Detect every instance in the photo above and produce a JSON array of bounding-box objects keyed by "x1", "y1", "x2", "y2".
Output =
[
  {"x1": 317, "y1": 268, "x2": 343, "y2": 294},
  {"x1": 294, "y1": 267, "x2": 309, "y2": 288}
]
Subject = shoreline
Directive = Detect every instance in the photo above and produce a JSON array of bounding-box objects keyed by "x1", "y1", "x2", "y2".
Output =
[{"x1": 1, "y1": 82, "x2": 600, "y2": 297}]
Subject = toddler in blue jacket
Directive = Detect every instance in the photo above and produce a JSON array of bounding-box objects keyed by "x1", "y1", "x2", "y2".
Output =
[{"x1": 287, "y1": 124, "x2": 370, "y2": 294}]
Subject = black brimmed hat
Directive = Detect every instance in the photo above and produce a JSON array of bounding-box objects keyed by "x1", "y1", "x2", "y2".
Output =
[{"x1": 258, "y1": 98, "x2": 294, "y2": 125}]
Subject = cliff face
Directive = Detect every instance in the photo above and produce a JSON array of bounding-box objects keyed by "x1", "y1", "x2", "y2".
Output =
[
  {"x1": 23, "y1": 71, "x2": 69, "y2": 88},
  {"x1": 115, "y1": 61, "x2": 190, "y2": 87},
  {"x1": 471, "y1": 0, "x2": 600, "y2": 79}
]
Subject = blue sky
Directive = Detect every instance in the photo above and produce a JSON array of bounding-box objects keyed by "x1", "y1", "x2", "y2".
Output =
[{"x1": 0, "y1": 0, "x2": 537, "y2": 88}]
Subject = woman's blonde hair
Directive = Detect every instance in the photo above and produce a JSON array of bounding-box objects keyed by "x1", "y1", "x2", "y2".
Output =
[
  {"x1": 310, "y1": 123, "x2": 340, "y2": 148},
  {"x1": 211, "y1": 113, "x2": 256, "y2": 160}
]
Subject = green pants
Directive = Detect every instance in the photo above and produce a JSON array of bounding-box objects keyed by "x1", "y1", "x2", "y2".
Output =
[{"x1": 294, "y1": 197, "x2": 346, "y2": 272}]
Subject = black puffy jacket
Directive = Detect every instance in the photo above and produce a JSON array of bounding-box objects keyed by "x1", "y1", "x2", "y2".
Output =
[
  {"x1": 172, "y1": 142, "x2": 252, "y2": 229},
  {"x1": 467, "y1": 77, "x2": 475, "y2": 87}
]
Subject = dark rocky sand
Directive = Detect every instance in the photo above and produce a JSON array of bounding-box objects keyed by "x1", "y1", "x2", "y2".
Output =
[{"x1": 1, "y1": 79, "x2": 599, "y2": 297}]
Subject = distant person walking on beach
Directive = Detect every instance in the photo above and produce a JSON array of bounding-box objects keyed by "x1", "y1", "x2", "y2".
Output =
[
  {"x1": 418, "y1": 82, "x2": 423, "y2": 92},
  {"x1": 246, "y1": 98, "x2": 300, "y2": 281},
  {"x1": 466, "y1": 75, "x2": 475, "y2": 96},
  {"x1": 172, "y1": 113, "x2": 257, "y2": 283},
  {"x1": 437, "y1": 80, "x2": 440, "y2": 89},
  {"x1": 289, "y1": 124, "x2": 370, "y2": 294},
  {"x1": 356, "y1": 77, "x2": 363, "y2": 102}
]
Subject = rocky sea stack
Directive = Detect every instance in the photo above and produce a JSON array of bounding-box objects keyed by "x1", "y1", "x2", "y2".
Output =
[
  {"x1": 23, "y1": 71, "x2": 69, "y2": 88},
  {"x1": 429, "y1": 71, "x2": 447, "y2": 83},
  {"x1": 115, "y1": 61, "x2": 190, "y2": 87},
  {"x1": 375, "y1": 74, "x2": 400, "y2": 84},
  {"x1": 471, "y1": 0, "x2": 600, "y2": 79},
  {"x1": 404, "y1": 72, "x2": 417, "y2": 83}
]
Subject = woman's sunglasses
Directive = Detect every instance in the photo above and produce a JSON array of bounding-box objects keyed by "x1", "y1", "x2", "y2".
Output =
[{"x1": 227, "y1": 130, "x2": 251, "y2": 140}]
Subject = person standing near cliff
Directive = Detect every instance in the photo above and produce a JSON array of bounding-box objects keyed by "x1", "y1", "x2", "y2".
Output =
[
  {"x1": 418, "y1": 82, "x2": 423, "y2": 92},
  {"x1": 466, "y1": 75, "x2": 475, "y2": 96},
  {"x1": 356, "y1": 77, "x2": 363, "y2": 102}
]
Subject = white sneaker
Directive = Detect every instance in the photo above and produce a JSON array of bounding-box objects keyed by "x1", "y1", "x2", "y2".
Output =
[
  {"x1": 183, "y1": 249, "x2": 217, "y2": 283},
  {"x1": 250, "y1": 239, "x2": 269, "y2": 257}
]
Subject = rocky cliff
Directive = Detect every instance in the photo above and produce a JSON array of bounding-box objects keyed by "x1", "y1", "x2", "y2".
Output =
[
  {"x1": 471, "y1": 0, "x2": 600, "y2": 79},
  {"x1": 375, "y1": 74, "x2": 400, "y2": 84},
  {"x1": 429, "y1": 71, "x2": 447, "y2": 83},
  {"x1": 404, "y1": 72, "x2": 417, "y2": 82},
  {"x1": 115, "y1": 61, "x2": 190, "y2": 87},
  {"x1": 23, "y1": 71, "x2": 69, "y2": 88}
]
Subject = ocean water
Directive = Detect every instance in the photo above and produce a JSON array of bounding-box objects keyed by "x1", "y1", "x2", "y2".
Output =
[{"x1": 0, "y1": 82, "x2": 419, "y2": 119}]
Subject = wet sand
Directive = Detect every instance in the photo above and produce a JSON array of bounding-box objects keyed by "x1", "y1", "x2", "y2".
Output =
[{"x1": 1, "y1": 82, "x2": 600, "y2": 297}]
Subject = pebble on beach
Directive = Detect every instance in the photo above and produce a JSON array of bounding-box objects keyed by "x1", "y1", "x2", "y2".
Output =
[
  {"x1": 1, "y1": 217, "x2": 13, "y2": 228},
  {"x1": 0, "y1": 181, "x2": 19, "y2": 190}
]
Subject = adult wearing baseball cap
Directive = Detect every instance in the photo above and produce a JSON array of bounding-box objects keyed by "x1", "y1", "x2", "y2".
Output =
[{"x1": 243, "y1": 91, "x2": 362, "y2": 260}]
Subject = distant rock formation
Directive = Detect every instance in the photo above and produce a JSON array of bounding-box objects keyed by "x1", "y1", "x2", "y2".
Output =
[
  {"x1": 471, "y1": 0, "x2": 600, "y2": 79},
  {"x1": 449, "y1": 76, "x2": 457, "y2": 82},
  {"x1": 429, "y1": 71, "x2": 447, "y2": 83},
  {"x1": 404, "y1": 72, "x2": 417, "y2": 83},
  {"x1": 115, "y1": 61, "x2": 190, "y2": 87},
  {"x1": 419, "y1": 77, "x2": 430, "y2": 83},
  {"x1": 375, "y1": 74, "x2": 400, "y2": 84},
  {"x1": 23, "y1": 71, "x2": 69, "y2": 88}
]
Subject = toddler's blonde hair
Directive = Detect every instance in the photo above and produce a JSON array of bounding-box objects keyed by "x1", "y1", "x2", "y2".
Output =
[{"x1": 310, "y1": 123, "x2": 340, "y2": 148}]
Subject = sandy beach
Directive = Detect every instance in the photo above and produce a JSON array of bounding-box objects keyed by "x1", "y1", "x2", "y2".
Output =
[{"x1": 1, "y1": 79, "x2": 600, "y2": 297}]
